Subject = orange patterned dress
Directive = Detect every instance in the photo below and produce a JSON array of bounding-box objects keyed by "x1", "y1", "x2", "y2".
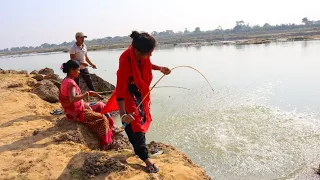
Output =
[{"x1": 59, "y1": 78, "x2": 114, "y2": 145}]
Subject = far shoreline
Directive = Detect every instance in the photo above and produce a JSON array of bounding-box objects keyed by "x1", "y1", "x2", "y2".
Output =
[{"x1": 1, "y1": 32, "x2": 320, "y2": 58}]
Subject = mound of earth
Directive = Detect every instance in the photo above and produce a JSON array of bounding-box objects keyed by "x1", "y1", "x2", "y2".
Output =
[
  {"x1": 79, "y1": 73, "x2": 115, "y2": 93},
  {"x1": 52, "y1": 117, "x2": 131, "y2": 151},
  {"x1": 83, "y1": 153, "x2": 130, "y2": 179},
  {"x1": 32, "y1": 80, "x2": 59, "y2": 103}
]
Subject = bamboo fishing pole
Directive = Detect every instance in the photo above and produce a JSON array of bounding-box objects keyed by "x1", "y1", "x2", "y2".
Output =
[{"x1": 121, "y1": 65, "x2": 214, "y2": 128}]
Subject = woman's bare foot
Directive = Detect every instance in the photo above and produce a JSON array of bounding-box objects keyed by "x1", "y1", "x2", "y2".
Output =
[{"x1": 145, "y1": 158, "x2": 159, "y2": 173}]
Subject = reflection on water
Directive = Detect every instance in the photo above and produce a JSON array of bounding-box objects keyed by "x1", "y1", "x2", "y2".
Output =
[
  {"x1": 302, "y1": 40, "x2": 309, "y2": 48},
  {"x1": 235, "y1": 44, "x2": 245, "y2": 50},
  {"x1": 1, "y1": 41, "x2": 320, "y2": 179},
  {"x1": 263, "y1": 43, "x2": 271, "y2": 47},
  {"x1": 195, "y1": 45, "x2": 202, "y2": 51},
  {"x1": 214, "y1": 44, "x2": 224, "y2": 50}
]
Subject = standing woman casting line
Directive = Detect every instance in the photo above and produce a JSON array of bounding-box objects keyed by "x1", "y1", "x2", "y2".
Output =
[{"x1": 116, "y1": 31, "x2": 171, "y2": 173}]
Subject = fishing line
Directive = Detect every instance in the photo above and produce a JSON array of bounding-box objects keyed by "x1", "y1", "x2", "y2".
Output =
[
  {"x1": 89, "y1": 67, "x2": 116, "y2": 75},
  {"x1": 136, "y1": 65, "x2": 214, "y2": 110},
  {"x1": 96, "y1": 85, "x2": 190, "y2": 95},
  {"x1": 153, "y1": 85, "x2": 190, "y2": 90},
  {"x1": 122, "y1": 65, "x2": 214, "y2": 128}
]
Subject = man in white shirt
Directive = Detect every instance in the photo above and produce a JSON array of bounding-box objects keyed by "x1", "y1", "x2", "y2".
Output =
[{"x1": 70, "y1": 32, "x2": 97, "y2": 91}]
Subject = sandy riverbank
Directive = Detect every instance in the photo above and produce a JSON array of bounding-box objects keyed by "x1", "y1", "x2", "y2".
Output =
[{"x1": 0, "y1": 73, "x2": 210, "y2": 180}]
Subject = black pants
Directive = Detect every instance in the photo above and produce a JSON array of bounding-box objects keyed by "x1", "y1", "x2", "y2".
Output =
[
  {"x1": 125, "y1": 124, "x2": 149, "y2": 161},
  {"x1": 74, "y1": 68, "x2": 95, "y2": 91}
]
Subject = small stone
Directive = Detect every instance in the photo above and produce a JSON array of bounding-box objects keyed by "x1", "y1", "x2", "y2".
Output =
[
  {"x1": 38, "y1": 68, "x2": 54, "y2": 75},
  {"x1": 1, "y1": 70, "x2": 8, "y2": 74},
  {"x1": 30, "y1": 70, "x2": 38, "y2": 75},
  {"x1": 44, "y1": 74, "x2": 62, "y2": 82},
  {"x1": 32, "y1": 74, "x2": 44, "y2": 81},
  {"x1": 27, "y1": 79, "x2": 37, "y2": 87},
  {"x1": 17, "y1": 70, "x2": 28, "y2": 74},
  {"x1": 7, "y1": 70, "x2": 18, "y2": 74},
  {"x1": 32, "y1": 129, "x2": 40, "y2": 136},
  {"x1": 8, "y1": 82, "x2": 23, "y2": 88}
]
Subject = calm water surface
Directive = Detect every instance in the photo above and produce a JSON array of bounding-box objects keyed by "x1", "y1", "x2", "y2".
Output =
[{"x1": 1, "y1": 41, "x2": 320, "y2": 179}]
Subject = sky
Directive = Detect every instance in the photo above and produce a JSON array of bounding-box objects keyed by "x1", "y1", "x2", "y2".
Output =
[{"x1": 0, "y1": 0, "x2": 319, "y2": 49}]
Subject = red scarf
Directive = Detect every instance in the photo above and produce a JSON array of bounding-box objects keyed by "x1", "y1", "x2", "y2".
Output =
[{"x1": 102, "y1": 46, "x2": 153, "y2": 132}]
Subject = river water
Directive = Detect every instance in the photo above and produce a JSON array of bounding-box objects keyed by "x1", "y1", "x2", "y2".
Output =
[{"x1": 1, "y1": 41, "x2": 320, "y2": 179}]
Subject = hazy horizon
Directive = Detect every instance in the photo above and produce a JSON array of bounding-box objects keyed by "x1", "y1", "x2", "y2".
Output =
[{"x1": 1, "y1": 0, "x2": 319, "y2": 49}]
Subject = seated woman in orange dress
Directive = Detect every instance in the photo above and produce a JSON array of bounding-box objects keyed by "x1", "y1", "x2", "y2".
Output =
[{"x1": 59, "y1": 60, "x2": 116, "y2": 150}]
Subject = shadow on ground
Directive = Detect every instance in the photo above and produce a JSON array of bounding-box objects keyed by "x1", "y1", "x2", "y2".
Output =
[
  {"x1": 0, "y1": 116, "x2": 102, "y2": 153},
  {"x1": 56, "y1": 151, "x2": 149, "y2": 180}
]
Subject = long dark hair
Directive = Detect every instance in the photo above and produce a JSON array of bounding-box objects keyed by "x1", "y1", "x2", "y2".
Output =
[
  {"x1": 130, "y1": 31, "x2": 156, "y2": 53},
  {"x1": 62, "y1": 60, "x2": 79, "y2": 73}
]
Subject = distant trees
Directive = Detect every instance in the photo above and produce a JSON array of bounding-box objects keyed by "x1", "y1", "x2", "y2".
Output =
[
  {"x1": 176, "y1": 31, "x2": 183, "y2": 35},
  {"x1": 229, "y1": 18, "x2": 319, "y2": 33},
  {"x1": 184, "y1": 28, "x2": 190, "y2": 34},
  {"x1": 151, "y1": 31, "x2": 158, "y2": 36},
  {"x1": 233, "y1": 20, "x2": 251, "y2": 32},
  {"x1": 302, "y1": 17, "x2": 313, "y2": 25},
  {"x1": 236, "y1": 20, "x2": 245, "y2": 26},
  {"x1": 214, "y1": 26, "x2": 223, "y2": 33},
  {"x1": 263, "y1": 23, "x2": 271, "y2": 28},
  {"x1": 61, "y1": 42, "x2": 68, "y2": 46},
  {"x1": 40, "y1": 43, "x2": 49, "y2": 48},
  {"x1": 166, "y1": 30, "x2": 175, "y2": 35},
  {"x1": 302, "y1": 17, "x2": 309, "y2": 25},
  {"x1": 252, "y1": 25, "x2": 261, "y2": 31},
  {"x1": 156, "y1": 30, "x2": 175, "y2": 36},
  {"x1": 194, "y1": 27, "x2": 201, "y2": 33},
  {"x1": 10, "y1": 47, "x2": 21, "y2": 51}
]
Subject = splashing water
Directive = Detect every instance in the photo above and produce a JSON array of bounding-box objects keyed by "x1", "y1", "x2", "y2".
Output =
[{"x1": 149, "y1": 81, "x2": 320, "y2": 180}]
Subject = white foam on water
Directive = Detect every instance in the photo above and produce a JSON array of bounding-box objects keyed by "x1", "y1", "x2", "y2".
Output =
[{"x1": 149, "y1": 81, "x2": 320, "y2": 180}]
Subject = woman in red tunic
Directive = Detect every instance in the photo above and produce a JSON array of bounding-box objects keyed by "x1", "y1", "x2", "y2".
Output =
[{"x1": 116, "y1": 31, "x2": 171, "y2": 173}]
